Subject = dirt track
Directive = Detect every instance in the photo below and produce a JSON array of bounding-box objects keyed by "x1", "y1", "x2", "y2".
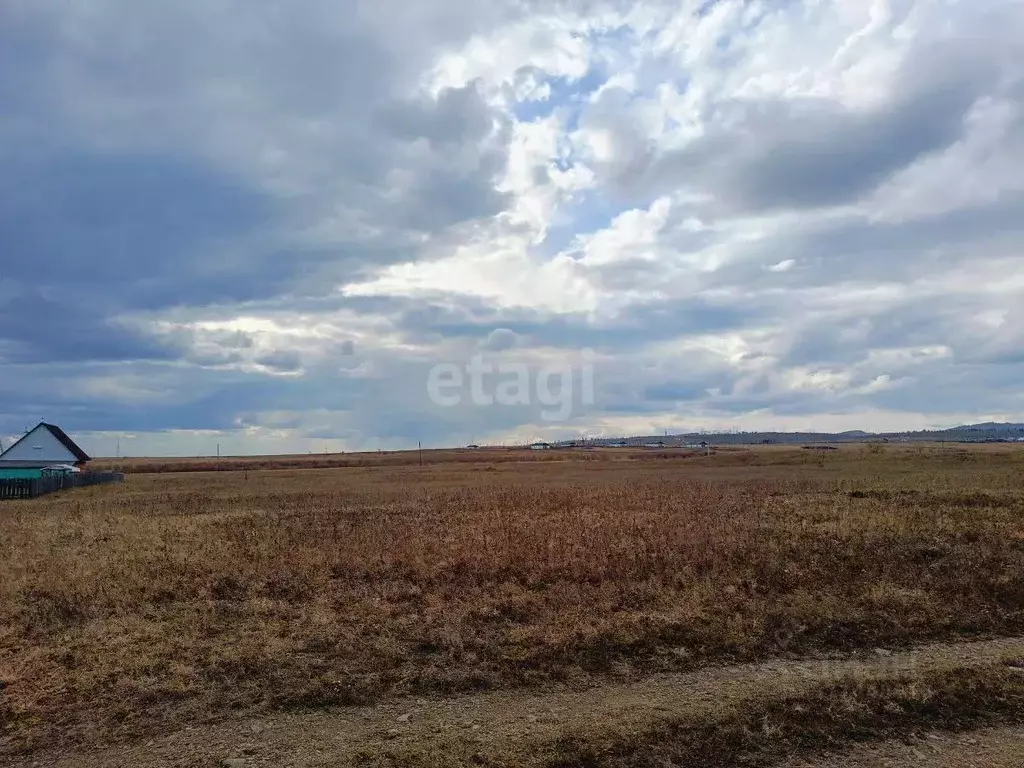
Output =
[
  {"x1": 782, "y1": 725, "x2": 1024, "y2": 767},
  {"x1": 6, "y1": 635, "x2": 1024, "y2": 768}
]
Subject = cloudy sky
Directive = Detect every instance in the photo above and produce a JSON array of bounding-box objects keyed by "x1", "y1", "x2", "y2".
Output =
[{"x1": 1, "y1": 0, "x2": 1022, "y2": 456}]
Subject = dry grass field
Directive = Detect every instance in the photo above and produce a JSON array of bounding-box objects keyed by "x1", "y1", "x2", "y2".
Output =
[{"x1": 2, "y1": 444, "x2": 1024, "y2": 765}]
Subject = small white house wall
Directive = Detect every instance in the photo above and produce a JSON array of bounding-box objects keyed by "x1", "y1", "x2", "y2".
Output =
[{"x1": 0, "y1": 426, "x2": 79, "y2": 464}]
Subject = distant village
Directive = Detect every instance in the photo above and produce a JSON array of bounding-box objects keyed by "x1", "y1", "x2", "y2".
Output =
[{"x1": 474, "y1": 422, "x2": 1024, "y2": 451}]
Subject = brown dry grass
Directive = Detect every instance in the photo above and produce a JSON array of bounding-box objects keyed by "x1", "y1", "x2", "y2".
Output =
[
  {"x1": 538, "y1": 663, "x2": 1024, "y2": 768},
  {"x1": 2, "y1": 445, "x2": 1024, "y2": 755},
  {"x1": 94, "y1": 446, "x2": 579, "y2": 474},
  {"x1": 369, "y1": 661, "x2": 1024, "y2": 768}
]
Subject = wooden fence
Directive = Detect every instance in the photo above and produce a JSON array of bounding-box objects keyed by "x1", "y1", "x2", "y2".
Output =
[{"x1": 0, "y1": 471, "x2": 126, "y2": 500}]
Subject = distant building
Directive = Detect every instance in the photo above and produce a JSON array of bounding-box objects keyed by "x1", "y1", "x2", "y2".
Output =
[
  {"x1": 529, "y1": 442, "x2": 552, "y2": 450},
  {"x1": 0, "y1": 423, "x2": 91, "y2": 479},
  {"x1": 643, "y1": 441, "x2": 666, "y2": 448}
]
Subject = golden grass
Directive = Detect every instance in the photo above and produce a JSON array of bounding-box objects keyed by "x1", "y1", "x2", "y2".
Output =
[{"x1": 2, "y1": 445, "x2": 1024, "y2": 753}]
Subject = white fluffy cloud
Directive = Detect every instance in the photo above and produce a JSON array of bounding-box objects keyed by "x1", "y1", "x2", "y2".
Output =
[{"x1": 1, "y1": 0, "x2": 1023, "y2": 454}]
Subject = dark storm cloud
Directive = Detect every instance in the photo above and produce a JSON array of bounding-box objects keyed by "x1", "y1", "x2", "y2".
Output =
[
  {"x1": 254, "y1": 350, "x2": 304, "y2": 373},
  {"x1": 589, "y1": 19, "x2": 1018, "y2": 214},
  {"x1": 791, "y1": 197, "x2": 1024, "y2": 283},
  {"x1": 0, "y1": 147, "x2": 277, "y2": 367},
  {"x1": 712, "y1": 57, "x2": 986, "y2": 211},
  {"x1": 0, "y1": 149, "x2": 276, "y2": 307},
  {"x1": 480, "y1": 328, "x2": 520, "y2": 351},
  {"x1": 0, "y1": 288, "x2": 184, "y2": 364},
  {"x1": 387, "y1": 295, "x2": 764, "y2": 350},
  {"x1": 376, "y1": 81, "x2": 496, "y2": 147},
  {"x1": 644, "y1": 381, "x2": 716, "y2": 402},
  {"x1": 0, "y1": 0, "x2": 517, "y2": 384}
]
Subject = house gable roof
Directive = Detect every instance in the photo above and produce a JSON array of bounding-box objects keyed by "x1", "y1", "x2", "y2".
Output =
[{"x1": 0, "y1": 423, "x2": 91, "y2": 463}]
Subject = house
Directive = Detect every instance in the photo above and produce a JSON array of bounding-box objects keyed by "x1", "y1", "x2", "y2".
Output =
[
  {"x1": 0, "y1": 423, "x2": 91, "y2": 479},
  {"x1": 529, "y1": 442, "x2": 552, "y2": 450}
]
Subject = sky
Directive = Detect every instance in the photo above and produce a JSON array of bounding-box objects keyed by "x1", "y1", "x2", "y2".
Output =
[{"x1": 1, "y1": 0, "x2": 1023, "y2": 457}]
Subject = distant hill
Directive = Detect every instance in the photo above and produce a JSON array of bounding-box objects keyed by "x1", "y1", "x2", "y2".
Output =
[
  {"x1": 954, "y1": 422, "x2": 1024, "y2": 432},
  {"x1": 571, "y1": 421, "x2": 1024, "y2": 448},
  {"x1": 927, "y1": 422, "x2": 1024, "y2": 442}
]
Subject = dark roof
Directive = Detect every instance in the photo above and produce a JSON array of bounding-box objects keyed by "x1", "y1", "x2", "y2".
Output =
[
  {"x1": 44, "y1": 423, "x2": 91, "y2": 462},
  {"x1": 0, "y1": 423, "x2": 90, "y2": 463}
]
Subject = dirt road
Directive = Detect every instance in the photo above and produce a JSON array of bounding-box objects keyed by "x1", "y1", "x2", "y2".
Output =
[
  {"x1": 5, "y1": 636, "x2": 1024, "y2": 768},
  {"x1": 781, "y1": 726, "x2": 1024, "y2": 767}
]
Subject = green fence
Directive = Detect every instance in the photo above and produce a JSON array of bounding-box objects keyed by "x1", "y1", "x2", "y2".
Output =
[{"x1": 0, "y1": 472, "x2": 126, "y2": 500}]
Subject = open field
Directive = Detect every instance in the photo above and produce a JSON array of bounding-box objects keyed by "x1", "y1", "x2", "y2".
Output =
[
  {"x1": 3, "y1": 444, "x2": 1024, "y2": 765},
  {"x1": 89, "y1": 440, "x2": 1024, "y2": 474}
]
